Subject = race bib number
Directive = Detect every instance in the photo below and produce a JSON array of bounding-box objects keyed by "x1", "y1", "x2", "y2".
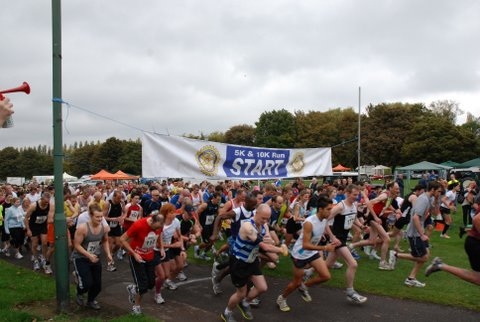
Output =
[
  {"x1": 109, "y1": 220, "x2": 118, "y2": 228},
  {"x1": 86, "y1": 241, "x2": 100, "y2": 254},
  {"x1": 130, "y1": 210, "x2": 140, "y2": 221},
  {"x1": 205, "y1": 215, "x2": 215, "y2": 226},
  {"x1": 35, "y1": 216, "x2": 47, "y2": 224},
  {"x1": 141, "y1": 232, "x2": 158, "y2": 250},
  {"x1": 344, "y1": 213, "x2": 356, "y2": 230}
]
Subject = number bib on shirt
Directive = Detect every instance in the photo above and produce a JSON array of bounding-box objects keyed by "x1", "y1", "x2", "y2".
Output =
[
  {"x1": 142, "y1": 232, "x2": 158, "y2": 250},
  {"x1": 344, "y1": 213, "x2": 356, "y2": 230},
  {"x1": 86, "y1": 241, "x2": 100, "y2": 254},
  {"x1": 205, "y1": 215, "x2": 215, "y2": 226}
]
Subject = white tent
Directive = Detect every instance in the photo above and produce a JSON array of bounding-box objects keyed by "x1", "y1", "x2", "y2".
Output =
[
  {"x1": 63, "y1": 172, "x2": 78, "y2": 182},
  {"x1": 373, "y1": 165, "x2": 391, "y2": 176}
]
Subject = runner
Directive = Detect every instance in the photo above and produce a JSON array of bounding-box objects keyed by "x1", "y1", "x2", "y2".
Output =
[{"x1": 276, "y1": 194, "x2": 339, "y2": 312}]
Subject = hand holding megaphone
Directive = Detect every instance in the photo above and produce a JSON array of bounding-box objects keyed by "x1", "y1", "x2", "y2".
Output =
[{"x1": 0, "y1": 81, "x2": 30, "y2": 128}]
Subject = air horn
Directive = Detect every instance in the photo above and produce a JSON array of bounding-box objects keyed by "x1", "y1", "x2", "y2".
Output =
[{"x1": 0, "y1": 81, "x2": 31, "y2": 128}]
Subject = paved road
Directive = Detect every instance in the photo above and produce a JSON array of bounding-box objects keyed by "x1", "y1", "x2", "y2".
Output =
[{"x1": 3, "y1": 252, "x2": 479, "y2": 322}]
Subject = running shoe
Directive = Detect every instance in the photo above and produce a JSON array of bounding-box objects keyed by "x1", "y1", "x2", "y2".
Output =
[
  {"x1": 76, "y1": 293, "x2": 85, "y2": 306},
  {"x1": 33, "y1": 260, "x2": 40, "y2": 271},
  {"x1": 131, "y1": 305, "x2": 142, "y2": 316},
  {"x1": 116, "y1": 249, "x2": 124, "y2": 261},
  {"x1": 126, "y1": 284, "x2": 137, "y2": 304},
  {"x1": 378, "y1": 260, "x2": 393, "y2": 271},
  {"x1": 44, "y1": 264, "x2": 53, "y2": 275},
  {"x1": 425, "y1": 257, "x2": 443, "y2": 277},
  {"x1": 193, "y1": 245, "x2": 201, "y2": 259},
  {"x1": 86, "y1": 300, "x2": 101, "y2": 310},
  {"x1": 177, "y1": 271, "x2": 187, "y2": 281},
  {"x1": 199, "y1": 253, "x2": 211, "y2": 261},
  {"x1": 404, "y1": 278, "x2": 426, "y2": 288},
  {"x1": 212, "y1": 261, "x2": 221, "y2": 280},
  {"x1": 299, "y1": 283, "x2": 312, "y2": 302},
  {"x1": 369, "y1": 250, "x2": 381, "y2": 260},
  {"x1": 388, "y1": 250, "x2": 397, "y2": 269},
  {"x1": 164, "y1": 279, "x2": 178, "y2": 290},
  {"x1": 237, "y1": 302, "x2": 253, "y2": 320},
  {"x1": 14, "y1": 252, "x2": 23, "y2": 259},
  {"x1": 154, "y1": 293, "x2": 165, "y2": 304},
  {"x1": 332, "y1": 261, "x2": 344, "y2": 269},
  {"x1": 349, "y1": 245, "x2": 361, "y2": 260},
  {"x1": 220, "y1": 310, "x2": 237, "y2": 322},
  {"x1": 276, "y1": 295, "x2": 291, "y2": 312},
  {"x1": 106, "y1": 261, "x2": 117, "y2": 272},
  {"x1": 440, "y1": 234, "x2": 451, "y2": 239},
  {"x1": 248, "y1": 297, "x2": 261, "y2": 307},
  {"x1": 212, "y1": 278, "x2": 223, "y2": 295},
  {"x1": 346, "y1": 291, "x2": 367, "y2": 304}
]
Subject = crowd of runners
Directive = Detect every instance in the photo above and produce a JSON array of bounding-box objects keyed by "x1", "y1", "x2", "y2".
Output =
[{"x1": 1, "y1": 174, "x2": 480, "y2": 321}]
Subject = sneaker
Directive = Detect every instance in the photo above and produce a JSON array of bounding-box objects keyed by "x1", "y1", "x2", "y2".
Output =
[
  {"x1": 363, "y1": 245, "x2": 372, "y2": 255},
  {"x1": 425, "y1": 257, "x2": 443, "y2": 277},
  {"x1": 131, "y1": 305, "x2": 142, "y2": 316},
  {"x1": 44, "y1": 264, "x2": 53, "y2": 275},
  {"x1": 33, "y1": 260, "x2": 40, "y2": 271},
  {"x1": 276, "y1": 294, "x2": 291, "y2": 312},
  {"x1": 106, "y1": 261, "x2": 117, "y2": 272},
  {"x1": 346, "y1": 291, "x2": 367, "y2": 304},
  {"x1": 154, "y1": 293, "x2": 165, "y2": 304},
  {"x1": 164, "y1": 279, "x2": 178, "y2": 290},
  {"x1": 378, "y1": 260, "x2": 393, "y2": 271},
  {"x1": 369, "y1": 249, "x2": 381, "y2": 260},
  {"x1": 248, "y1": 297, "x2": 261, "y2": 307},
  {"x1": 404, "y1": 278, "x2": 426, "y2": 288},
  {"x1": 3, "y1": 248, "x2": 10, "y2": 257},
  {"x1": 298, "y1": 283, "x2": 312, "y2": 302},
  {"x1": 14, "y1": 252, "x2": 23, "y2": 259},
  {"x1": 348, "y1": 244, "x2": 361, "y2": 260},
  {"x1": 212, "y1": 261, "x2": 221, "y2": 280},
  {"x1": 76, "y1": 293, "x2": 85, "y2": 306},
  {"x1": 116, "y1": 249, "x2": 124, "y2": 261},
  {"x1": 303, "y1": 267, "x2": 314, "y2": 281},
  {"x1": 440, "y1": 234, "x2": 451, "y2": 239},
  {"x1": 126, "y1": 284, "x2": 137, "y2": 304},
  {"x1": 237, "y1": 302, "x2": 253, "y2": 320},
  {"x1": 332, "y1": 261, "x2": 343, "y2": 269},
  {"x1": 177, "y1": 271, "x2": 187, "y2": 281},
  {"x1": 199, "y1": 253, "x2": 211, "y2": 261},
  {"x1": 220, "y1": 310, "x2": 237, "y2": 322},
  {"x1": 86, "y1": 300, "x2": 101, "y2": 310},
  {"x1": 212, "y1": 278, "x2": 223, "y2": 295},
  {"x1": 389, "y1": 250, "x2": 397, "y2": 269},
  {"x1": 30, "y1": 255, "x2": 36, "y2": 262},
  {"x1": 193, "y1": 245, "x2": 201, "y2": 258}
]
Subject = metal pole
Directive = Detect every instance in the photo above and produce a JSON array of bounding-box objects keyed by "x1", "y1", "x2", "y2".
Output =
[
  {"x1": 357, "y1": 86, "x2": 361, "y2": 178},
  {"x1": 52, "y1": 0, "x2": 69, "y2": 312}
]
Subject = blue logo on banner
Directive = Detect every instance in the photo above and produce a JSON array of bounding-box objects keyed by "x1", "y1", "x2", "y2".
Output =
[{"x1": 223, "y1": 146, "x2": 290, "y2": 178}]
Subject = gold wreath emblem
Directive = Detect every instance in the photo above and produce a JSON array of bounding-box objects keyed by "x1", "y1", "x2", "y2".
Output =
[
  {"x1": 196, "y1": 145, "x2": 221, "y2": 176},
  {"x1": 289, "y1": 152, "x2": 305, "y2": 175}
]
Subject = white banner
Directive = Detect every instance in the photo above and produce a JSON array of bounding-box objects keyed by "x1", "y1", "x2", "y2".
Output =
[{"x1": 142, "y1": 132, "x2": 332, "y2": 179}]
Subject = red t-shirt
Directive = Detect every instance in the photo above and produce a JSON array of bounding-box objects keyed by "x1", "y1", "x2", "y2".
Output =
[
  {"x1": 126, "y1": 217, "x2": 160, "y2": 261},
  {"x1": 123, "y1": 203, "x2": 142, "y2": 231}
]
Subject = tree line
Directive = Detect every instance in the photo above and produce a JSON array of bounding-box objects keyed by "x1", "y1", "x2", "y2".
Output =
[{"x1": 1, "y1": 100, "x2": 479, "y2": 180}]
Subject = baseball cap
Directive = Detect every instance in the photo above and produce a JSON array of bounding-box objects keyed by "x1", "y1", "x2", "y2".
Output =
[{"x1": 185, "y1": 205, "x2": 195, "y2": 215}]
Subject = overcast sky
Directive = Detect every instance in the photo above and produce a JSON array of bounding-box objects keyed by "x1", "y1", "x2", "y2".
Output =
[{"x1": 2, "y1": 0, "x2": 479, "y2": 149}]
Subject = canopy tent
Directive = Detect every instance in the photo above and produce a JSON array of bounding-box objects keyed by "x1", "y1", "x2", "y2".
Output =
[
  {"x1": 62, "y1": 172, "x2": 78, "y2": 182},
  {"x1": 114, "y1": 170, "x2": 139, "y2": 180},
  {"x1": 372, "y1": 165, "x2": 391, "y2": 176},
  {"x1": 90, "y1": 169, "x2": 117, "y2": 180},
  {"x1": 440, "y1": 160, "x2": 460, "y2": 167},
  {"x1": 457, "y1": 158, "x2": 480, "y2": 168},
  {"x1": 396, "y1": 161, "x2": 452, "y2": 187},
  {"x1": 332, "y1": 164, "x2": 351, "y2": 172}
]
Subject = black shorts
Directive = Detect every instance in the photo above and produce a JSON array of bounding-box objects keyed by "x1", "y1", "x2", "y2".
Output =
[
  {"x1": 394, "y1": 215, "x2": 410, "y2": 230},
  {"x1": 440, "y1": 206, "x2": 451, "y2": 218},
  {"x1": 201, "y1": 226, "x2": 214, "y2": 243},
  {"x1": 464, "y1": 236, "x2": 480, "y2": 272},
  {"x1": 291, "y1": 252, "x2": 321, "y2": 269},
  {"x1": 424, "y1": 216, "x2": 433, "y2": 228},
  {"x1": 30, "y1": 223, "x2": 48, "y2": 237},
  {"x1": 286, "y1": 218, "x2": 302, "y2": 235},
  {"x1": 108, "y1": 224, "x2": 123, "y2": 237},
  {"x1": 128, "y1": 256, "x2": 156, "y2": 295},
  {"x1": 153, "y1": 249, "x2": 172, "y2": 265},
  {"x1": 408, "y1": 236, "x2": 428, "y2": 258},
  {"x1": 229, "y1": 256, "x2": 262, "y2": 288}
]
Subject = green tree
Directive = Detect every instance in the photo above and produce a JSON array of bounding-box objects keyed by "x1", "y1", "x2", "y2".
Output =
[
  {"x1": 224, "y1": 124, "x2": 256, "y2": 146},
  {"x1": 0, "y1": 147, "x2": 20, "y2": 179},
  {"x1": 255, "y1": 109, "x2": 296, "y2": 148},
  {"x1": 118, "y1": 139, "x2": 142, "y2": 175},
  {"x1": 92, "y1": 137, "x2": 124, "y2": 172}
]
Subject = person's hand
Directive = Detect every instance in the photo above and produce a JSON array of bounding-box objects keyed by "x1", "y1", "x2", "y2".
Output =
[{"x1": 0, "y1": 97, "x2": 14, "y2": 126}]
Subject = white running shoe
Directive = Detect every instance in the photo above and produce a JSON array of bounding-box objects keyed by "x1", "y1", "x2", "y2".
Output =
[
  {"x1": 154, "y1": 293, "x2": 165, "y2": 304},
  {"x1": 404, "y1": 278, "x2": 426, "y2": 288},
  {"x1": 346, "y1": 291, "x2": 367, "y2": 304},
  {"x1": 276, "y1": 295, "x2": 290, "y2": 312},
  {"x1": 177, "y1": 271, "x2": 187, "y2": 281}
]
